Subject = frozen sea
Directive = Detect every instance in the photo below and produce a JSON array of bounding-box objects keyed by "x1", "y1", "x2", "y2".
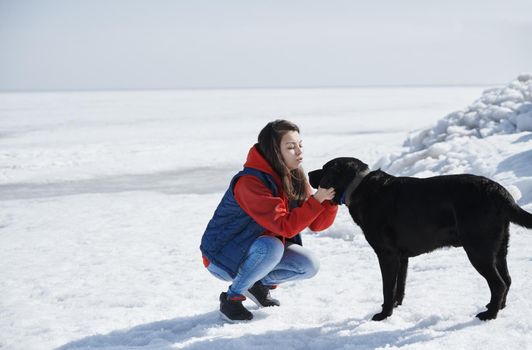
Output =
[{"x1": 1, "y1": 84, "x2": 531, "y2": 350}]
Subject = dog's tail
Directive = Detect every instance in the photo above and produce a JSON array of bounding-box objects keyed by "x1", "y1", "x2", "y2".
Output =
[
  {"x1": 507, "y1": 202, "x2": 532, "y2": 228},
  {"x1": 499, "y1": 187, "x2": 532, "y2": 228}
]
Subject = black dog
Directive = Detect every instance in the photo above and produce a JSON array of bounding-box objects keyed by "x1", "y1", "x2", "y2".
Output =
[{"x1": 309, "y1": 157, "x2": 532, "y2": 321}]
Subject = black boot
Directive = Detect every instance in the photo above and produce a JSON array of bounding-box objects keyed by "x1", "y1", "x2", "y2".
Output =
[
  {"x1": 246, "y1": 281, "x2": 280, "y2": 307},
  {"x1": 219, "y1": 292, "x2": 253, "y2": 322}
]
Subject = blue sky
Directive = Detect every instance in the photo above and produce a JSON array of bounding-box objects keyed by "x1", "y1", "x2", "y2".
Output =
[{"x1": 1, "y1": 0, "x2": 531, "y2": 91}]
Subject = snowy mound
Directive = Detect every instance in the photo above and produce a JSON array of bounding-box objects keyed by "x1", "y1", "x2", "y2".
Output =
[
  {"x1": 377, "y1": 75, "x2": 532, "y2": 180},
  {"x1": 376, "y1": 75, "x2": 532, "y2": 207},
  {"x1": 407, "y1": 74, "x2": 532, "y2": 148}
]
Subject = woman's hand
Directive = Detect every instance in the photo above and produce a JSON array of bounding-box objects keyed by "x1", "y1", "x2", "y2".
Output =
[{"x1": 314, "y1": 187, "x2": 336, "y2": 203}]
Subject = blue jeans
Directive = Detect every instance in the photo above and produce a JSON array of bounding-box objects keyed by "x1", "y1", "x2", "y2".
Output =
[{"x1": 207, "y1": 235, "x2": 320, "y2": 296}]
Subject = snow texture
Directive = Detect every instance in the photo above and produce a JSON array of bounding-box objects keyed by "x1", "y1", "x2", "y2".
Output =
[{"x1": 0, "y1": 82, "x2": 531, "y2": 350}]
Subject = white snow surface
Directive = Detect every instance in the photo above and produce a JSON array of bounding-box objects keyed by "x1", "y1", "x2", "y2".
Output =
[
  {"x1": 1, "y1": 83, "x2": 531, "y2": 350},
  {"x1": 378, "y1": 75, "x2": 532, "y2": 199}
]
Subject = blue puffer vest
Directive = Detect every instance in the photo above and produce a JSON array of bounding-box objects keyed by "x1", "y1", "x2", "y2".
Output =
[{"x1": 200, "y1": 167, "x2": 301, "y2": 278}]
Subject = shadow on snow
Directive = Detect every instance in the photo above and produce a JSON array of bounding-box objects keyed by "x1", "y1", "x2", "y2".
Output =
[{"x1": 56, "y1": 311, "x2": 480, "y2": 350}]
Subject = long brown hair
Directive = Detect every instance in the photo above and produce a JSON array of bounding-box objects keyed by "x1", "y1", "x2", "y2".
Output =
[{"x1": 257, "y1": 120, "x2": 309, "y2": 201}]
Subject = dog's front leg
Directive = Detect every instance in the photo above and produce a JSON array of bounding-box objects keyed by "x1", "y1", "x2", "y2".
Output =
[
  {"x1": 395, "y1": 257, "x2": 409, "y2": 306},
  {"x1": 372, "y1": 252, "x2": 400, "y2": 321}
]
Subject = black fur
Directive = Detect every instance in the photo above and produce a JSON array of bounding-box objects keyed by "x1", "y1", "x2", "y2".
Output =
[{"x1": 309, "y1": 157, "x2": 532, "y2": 321}]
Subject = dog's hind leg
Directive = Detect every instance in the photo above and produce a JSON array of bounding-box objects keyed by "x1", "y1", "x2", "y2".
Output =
[
  {"x1": 494, "y1": 223, "x2": 511, "y2": 309},
  {"x1": 395, "y1": 257, "x2": 409, "y2": 307},
  {"x1": 372, "y1": 252, "x2": 400, "y2": 321},
  {"x1": 464, "y1": 245, "x2": 507, "y2": 320}
]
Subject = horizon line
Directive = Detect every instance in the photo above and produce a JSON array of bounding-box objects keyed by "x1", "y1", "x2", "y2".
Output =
[{"x1": 0, "y1": 82, "x2": 501, "y2": 94}]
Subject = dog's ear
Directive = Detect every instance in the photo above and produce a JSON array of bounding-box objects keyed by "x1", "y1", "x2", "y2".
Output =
[
  {"x1": 318, "y1": 167, "x2": 338, "y2": 189},
  {"x1": 351, "y1": 159, "x2": 369, "y2": 173},
  {"x1": 308, "y1": 169, "x2": 323, "y2": 188}
]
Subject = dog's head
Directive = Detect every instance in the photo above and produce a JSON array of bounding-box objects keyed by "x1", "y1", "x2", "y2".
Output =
[{"x1": 308, "y1": 157, "x2": 369, "y2": 204}]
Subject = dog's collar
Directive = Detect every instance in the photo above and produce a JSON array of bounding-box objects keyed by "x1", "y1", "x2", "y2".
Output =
[{"x1": 340, "y1": 169, "x2": 370, "y2": 206}]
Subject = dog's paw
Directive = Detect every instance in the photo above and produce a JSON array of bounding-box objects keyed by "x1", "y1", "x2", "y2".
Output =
[
  {"x1": 476, "y1": 310, "x2": 498, "y2": 321},
  {"x1": 372, "y1": 311, "x2": 391, "y2": 321}
]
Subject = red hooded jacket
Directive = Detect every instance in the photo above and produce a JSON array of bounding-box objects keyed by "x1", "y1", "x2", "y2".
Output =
[{"x1": 234, "y1": 145, "x2": 338, "y2": 240}]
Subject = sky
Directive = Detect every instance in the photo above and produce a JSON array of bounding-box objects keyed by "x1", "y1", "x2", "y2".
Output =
[{"x1": 1, "y1": 0, "x2": 531, "y2": 91}]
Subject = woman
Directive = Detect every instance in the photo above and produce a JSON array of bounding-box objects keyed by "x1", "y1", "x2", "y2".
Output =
[{"x1": 200, "y1": 119, "x2": 337, "y2": 321}]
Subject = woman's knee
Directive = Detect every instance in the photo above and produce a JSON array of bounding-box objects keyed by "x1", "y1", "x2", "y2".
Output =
[
  {"x1": 251, "y1": 235, "x2": 284, "y2": 262},
  {"x1": 288, "y1": 245, "x2": 320, "y2": 278},
  {"x1": 303, "y1": 251, "x2": 320, "y2": 278}
]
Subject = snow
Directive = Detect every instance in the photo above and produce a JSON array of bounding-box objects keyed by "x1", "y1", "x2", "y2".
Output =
[
  {"x1": 0, "y1": 83, "x2": 531, "y2": 350},
  {"x1": 376, "y1": 75, "x2": 532, "y2": 206}
]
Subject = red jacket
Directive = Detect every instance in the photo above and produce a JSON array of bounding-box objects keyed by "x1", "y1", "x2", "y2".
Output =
[{"x1": 234, "y1": 145, "x2": 338, "y2": 240}]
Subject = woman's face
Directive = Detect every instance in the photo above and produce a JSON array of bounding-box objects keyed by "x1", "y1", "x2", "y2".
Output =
[{"x1": 280, "y1": 131, "x2": 303, "y2": 170}]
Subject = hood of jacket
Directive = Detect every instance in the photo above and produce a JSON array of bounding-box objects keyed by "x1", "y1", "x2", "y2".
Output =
[{"x1": 243, "y1": 144, "x2": 283, "y2": 189}]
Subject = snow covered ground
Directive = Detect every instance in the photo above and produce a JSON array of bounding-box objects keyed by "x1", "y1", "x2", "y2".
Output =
[{"x1": 1, "y1": 80, "x2": 531, "y2": 350}]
